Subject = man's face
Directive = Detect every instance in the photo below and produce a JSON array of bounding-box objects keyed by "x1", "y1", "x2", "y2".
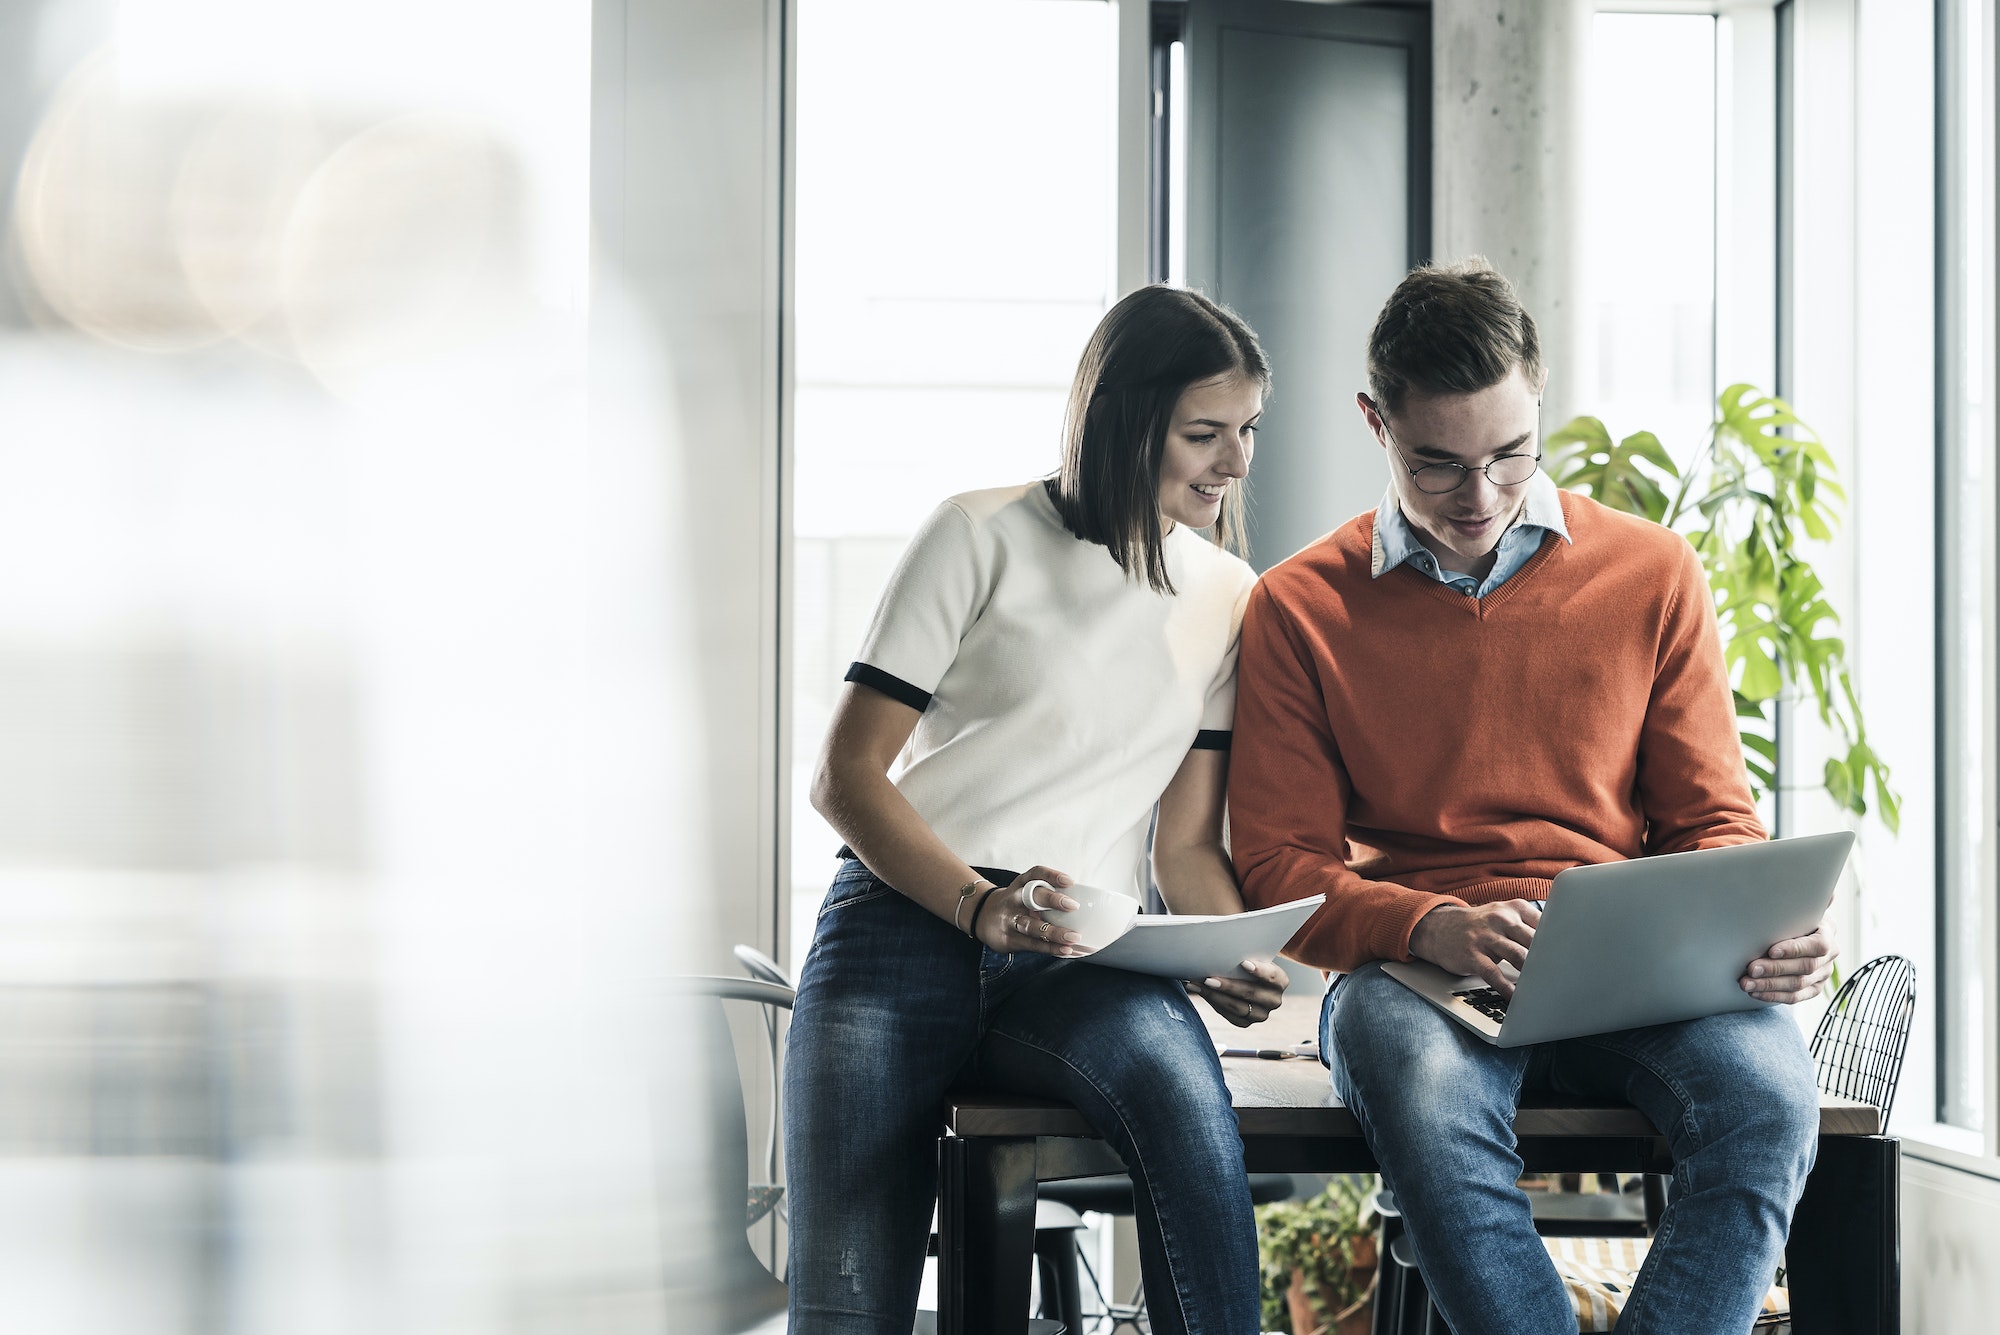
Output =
[{"x1": 1359, "y1": 367, "x2": 1544, "y2": 576}]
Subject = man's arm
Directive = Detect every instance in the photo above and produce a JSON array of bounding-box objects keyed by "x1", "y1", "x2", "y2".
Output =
[
  {"x1": 1228, "y1": 582, "x2": 1465, "y2": 972},
  {"x1": 1640, "y1": 541, "x2": 1836, "y2": 1002},
  {"x1": 1636, "y1": 541, "x2": 1766, "y2": 854}
]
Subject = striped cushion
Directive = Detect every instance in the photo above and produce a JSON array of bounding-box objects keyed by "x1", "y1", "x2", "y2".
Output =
[{"x1": 1542, "y1": 1236, "x2": 1790, "y2": 1332}]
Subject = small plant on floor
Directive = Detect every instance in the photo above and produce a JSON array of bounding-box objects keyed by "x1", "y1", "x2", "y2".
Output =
[{"x1": 1255, "y1": 1175, "x2": 1377, "y2": 1335}]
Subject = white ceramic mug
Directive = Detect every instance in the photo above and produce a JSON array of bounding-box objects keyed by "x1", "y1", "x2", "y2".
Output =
[{"x1": 1025, "y1": 879, "x2": 1140, "y2": 952}]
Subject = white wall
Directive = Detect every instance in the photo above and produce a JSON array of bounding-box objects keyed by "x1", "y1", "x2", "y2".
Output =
[{"x1": 1903, "y1": 1156, "x2": 2000, "y2": 1329}]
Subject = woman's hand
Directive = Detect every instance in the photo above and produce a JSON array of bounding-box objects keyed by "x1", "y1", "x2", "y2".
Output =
[
  {"x1": 974, "y1": 867, "x2": 1089, "y2": 957},
  {"x1": 1187, "y1": 958, "x2": 1289, "y2": 1028}
]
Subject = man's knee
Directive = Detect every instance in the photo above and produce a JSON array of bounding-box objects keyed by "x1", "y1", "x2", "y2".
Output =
[
  {"x1": 1327, "y1": 965, "x2": 1523, "y2": 1153},
  {"x1": 1330, "y1": 964, "x2": 1483, "y2": 1089},
  {"x1": 1689, "y1": 1009, "x2": 1821, "y2": 1182}
]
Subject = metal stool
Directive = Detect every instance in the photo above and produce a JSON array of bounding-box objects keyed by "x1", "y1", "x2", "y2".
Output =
[{"x1": 1040, "y1": 1173, "x2": 1297, "y2": 1330}]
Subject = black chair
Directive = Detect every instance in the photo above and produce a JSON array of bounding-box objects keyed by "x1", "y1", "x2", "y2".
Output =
[
  {"x1": 1370, "y1": 1190, "x2": 1409, "y2": 1335},
  {"x1": 1382, "y1": 1231, "x2": 1452, "y2": 1335},
  {"x1": 1808, "y1": 953, "x2": 1916, "y2": 1129},
  {"x1": 1379, "y1": 954, "x2": 1918, "y2": 1335}
]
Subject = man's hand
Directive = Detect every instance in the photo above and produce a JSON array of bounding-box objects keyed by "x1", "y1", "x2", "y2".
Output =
[
  {"x1": 1408, "y1": 900, "x2": 1542, "y2": 998},
  {"x1": 1187, "y1": 958, "x2": 1290, "y2": 1028},
  {"x1": 1742, "y1": 918, "x2": 1839, "y2": 1004}
]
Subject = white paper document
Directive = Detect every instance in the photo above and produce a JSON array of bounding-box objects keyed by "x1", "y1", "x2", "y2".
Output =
[{"x1": 1077, "y1": 895, "x2": 1325, "y2": 980}]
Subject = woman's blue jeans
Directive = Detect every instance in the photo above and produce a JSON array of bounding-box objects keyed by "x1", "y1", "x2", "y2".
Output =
[
  {"x1": 1323, "y1": 962, "x2": 1821, "y2": 1335},
  {"x1": 783, "y1": 860, "x2": 1261, "y2": 1334}
]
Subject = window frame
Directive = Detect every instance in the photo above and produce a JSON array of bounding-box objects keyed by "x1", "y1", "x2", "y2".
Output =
[{"x1": 1931, "y1": 0, "x2": 2000, "y2": 1151}]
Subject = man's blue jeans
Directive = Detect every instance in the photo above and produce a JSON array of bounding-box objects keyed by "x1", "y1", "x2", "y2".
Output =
[
  {"x1": 784, "y1": 860, "x2": 1260, "y2": 1335},
  {"x1": 1323, "y1": 962, "x2": 1820, "y2": 1335}
]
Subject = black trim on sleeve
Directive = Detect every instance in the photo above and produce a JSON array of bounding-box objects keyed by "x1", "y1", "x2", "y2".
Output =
[
  {"x1": 834, "y1": 845, "x2": 1020, "y2": 887},
  {"x1": 1191, "y1": 729, "x2": 1232, "y2": 752},
  {"x1": 845, "y1": 661, "x2": 933, "y2": 713}
]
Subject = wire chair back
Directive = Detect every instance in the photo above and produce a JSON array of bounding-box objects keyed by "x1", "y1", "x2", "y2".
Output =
[{"x1": 1807, "y1": 954, "x2": 1916, "y2": 1129}]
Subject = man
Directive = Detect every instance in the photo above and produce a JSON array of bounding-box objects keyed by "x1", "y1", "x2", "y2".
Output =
[{"x1": 1230, "y1": 258, "x2": 1838, "y2": 1335}]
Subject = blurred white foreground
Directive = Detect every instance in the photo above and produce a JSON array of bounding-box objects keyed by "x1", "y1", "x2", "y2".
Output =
[{"x1": 0, "y1": 3, "x2": 737, "y2": 1330}]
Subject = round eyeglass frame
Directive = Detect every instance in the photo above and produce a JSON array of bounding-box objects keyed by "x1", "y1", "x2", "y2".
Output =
[{"x1": 1376, "y1": 409, "x2": 1544, "y2": 494}]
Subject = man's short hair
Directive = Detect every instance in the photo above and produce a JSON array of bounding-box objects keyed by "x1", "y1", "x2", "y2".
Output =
[{"x1": 1365, "y1": 257, "x2": 1543, "y2": 416}]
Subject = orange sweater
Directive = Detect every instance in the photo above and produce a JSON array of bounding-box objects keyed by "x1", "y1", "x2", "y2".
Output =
[{"x1": 1229, "y1": 492, "x2": 1764, "y2": 972}]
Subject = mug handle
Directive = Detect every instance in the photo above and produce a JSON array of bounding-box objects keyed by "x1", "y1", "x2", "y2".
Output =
[{"x1": 1020, "y1": 879, "x2": 1058, "y2": 913}]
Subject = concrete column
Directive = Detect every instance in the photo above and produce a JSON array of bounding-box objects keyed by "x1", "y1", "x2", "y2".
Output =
[
  {"x1": 1431, "y1": 0, "x2": 1592, "y2": 430},
  {"x1": 1113, "y1": 0, "x2": 1155, "y2": 297}
]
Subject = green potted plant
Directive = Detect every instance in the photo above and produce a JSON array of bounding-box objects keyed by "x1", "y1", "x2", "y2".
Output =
[
  {"x1": 1546, "y1": 384, "x2": 1900, "y2": 833},
  {"x1": 1256, "y1": 1176, "x2": 1378, "y2": 1335}
]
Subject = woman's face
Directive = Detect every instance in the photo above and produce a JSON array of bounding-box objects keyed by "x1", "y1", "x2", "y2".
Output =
[{"x1": 1157, "y1": 372, "x2": 1261, "y2": 531}]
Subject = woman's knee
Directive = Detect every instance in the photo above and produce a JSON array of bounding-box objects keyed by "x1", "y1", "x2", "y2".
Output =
[
  {"x1": 989, "y1": 985, "x2": 1239, "y2": 1149},
  {"x1": 1089, "y1": 999, "x2": 1236, "y2": 1114}
]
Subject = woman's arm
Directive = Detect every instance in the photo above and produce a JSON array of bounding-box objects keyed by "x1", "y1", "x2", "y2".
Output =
[
  {"x1": 1152, "y1": 747, "x2": 1289, "y2": 1025},
  {"x1": 811, "y1": 683, "x2": 1086, "y2": 956},
  {"x1": 1152, "y1": 748, "x2": 1246, "y2": 915}
]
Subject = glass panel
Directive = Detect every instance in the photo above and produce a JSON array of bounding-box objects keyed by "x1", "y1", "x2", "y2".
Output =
[
  {"x1": 790, "y1": 0, "x2": 1118, "y2": 971},
  {"x1": 0, "y1": 1, "x2": 718, "y2": 1324},
  {"x1": 1583, "y1": 14, "x2": 1718, "y2": 460}
]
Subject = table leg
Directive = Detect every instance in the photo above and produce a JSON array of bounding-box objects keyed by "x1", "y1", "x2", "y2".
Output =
[
  {"x1": 937, "y1": 1136, "x2": 1037, "y2": 1335},
  {"x1": 1787, "y1": 1135, "x2": 1900, "y2": 1334}
]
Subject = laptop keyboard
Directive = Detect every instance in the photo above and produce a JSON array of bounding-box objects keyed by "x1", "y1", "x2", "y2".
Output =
[{"x1": 1454, "y1": 987, "x2": 1511, "y2": 1024}]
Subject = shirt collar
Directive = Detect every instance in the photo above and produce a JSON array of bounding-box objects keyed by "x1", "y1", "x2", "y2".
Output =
[{"x1": 1370, "y1": 469, "x2": 1571, "y2": 579}]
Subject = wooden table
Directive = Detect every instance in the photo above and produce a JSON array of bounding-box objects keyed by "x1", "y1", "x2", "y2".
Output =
[{"x1": 933, "y1": 993, "x2": 1898, "y2": 1334}]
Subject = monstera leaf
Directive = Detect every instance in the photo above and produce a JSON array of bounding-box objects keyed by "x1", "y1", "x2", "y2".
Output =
[{"x1": 1546, "y1": 416, "x2": 1680, "y2": 522}]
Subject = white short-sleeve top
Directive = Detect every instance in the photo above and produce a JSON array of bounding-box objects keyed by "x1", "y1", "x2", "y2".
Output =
[{"x1": 846, "y1": 480, "x2": 1258, "y2": 899}]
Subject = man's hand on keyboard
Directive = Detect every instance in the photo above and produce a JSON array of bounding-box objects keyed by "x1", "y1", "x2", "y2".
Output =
[{"x1": 1408, "y1": 899, "x2": 1543, "y2": 998}]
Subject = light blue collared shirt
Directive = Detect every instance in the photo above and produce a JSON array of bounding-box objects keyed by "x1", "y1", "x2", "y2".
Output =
[{"x1": 1369, "y1": 468, "x2": 1571, "y2": 598}]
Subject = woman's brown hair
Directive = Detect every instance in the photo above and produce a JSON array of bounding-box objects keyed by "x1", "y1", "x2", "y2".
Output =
[{"x1": 1049, "y1": 286, "x2": 1269, "y2": 594}]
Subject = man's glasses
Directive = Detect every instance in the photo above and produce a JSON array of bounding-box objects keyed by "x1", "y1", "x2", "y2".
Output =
[{"x1": 1377, "y1": 411, "x2": 1543, "y2": 495}]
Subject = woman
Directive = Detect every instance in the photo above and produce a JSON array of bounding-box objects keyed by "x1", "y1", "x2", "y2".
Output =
[{"x1": 784, "y1": 286, "x2": 1286, "y2": 1335}]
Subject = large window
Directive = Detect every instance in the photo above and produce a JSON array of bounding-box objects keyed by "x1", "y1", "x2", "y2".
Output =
[
  {"x1": 1583, "y1": 14, "x2": 1719, "y2": 463},
  {"x1": 789, "y1": 0, "x2": 1119, "y2": 970}
]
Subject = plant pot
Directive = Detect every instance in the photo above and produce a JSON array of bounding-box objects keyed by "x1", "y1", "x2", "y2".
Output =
[{"x1": 1283, "y1": 1256, "x2": 1375, "y2": 1335}]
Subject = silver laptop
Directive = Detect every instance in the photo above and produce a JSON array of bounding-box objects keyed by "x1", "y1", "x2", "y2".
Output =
[{"x1": 1380, "y1": 832, "x2": 1854, "y2": 1047}]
